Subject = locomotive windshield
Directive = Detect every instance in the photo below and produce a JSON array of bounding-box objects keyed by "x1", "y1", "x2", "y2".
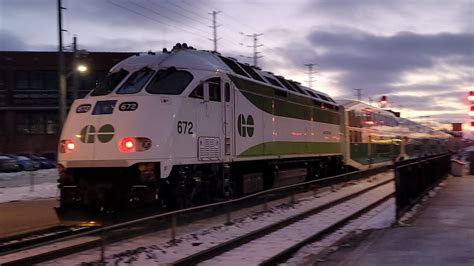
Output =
[
  {"x1": 90, "y1": 68, "x2": 129, "y2": 96},
  {"x1": 145, "y1": 67, "x2": 193, "y2": 95},
  {"x1": 116, "y1": 67, "x2": 155, "y2": 94}
]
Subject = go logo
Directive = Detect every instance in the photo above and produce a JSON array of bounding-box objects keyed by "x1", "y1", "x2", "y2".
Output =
[
  {"x1": 79, "y1": 124, "x2": 115, "y2": 143},
  {"x1": 237, "y1": 114, "x2": 254, "y2": 137}
]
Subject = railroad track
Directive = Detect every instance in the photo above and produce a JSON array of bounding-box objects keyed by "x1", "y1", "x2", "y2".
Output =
[
  {"x1": 172, "y1": 178, "x2": 394, "y2": 265},
  {"x1": 0, "y1": 226, "x2": 94, "y2": 255},
  {"x1": 0, "y1": 168, "x2": 389, "y2": 265}
]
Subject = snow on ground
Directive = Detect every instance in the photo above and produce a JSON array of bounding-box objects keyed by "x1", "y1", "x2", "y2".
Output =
[
  {"x1": 0, "y1": 169, "x2": 58, "y2": 203},
  {"x1": 202, "y1": 183, "x2": 394, "y2": 265},
  {"x1": 44, "y1": 171, "x2": 395, "y2": 266},
  {"x1": 283, "y1": 199, "x2": 396, "y2": 266}
]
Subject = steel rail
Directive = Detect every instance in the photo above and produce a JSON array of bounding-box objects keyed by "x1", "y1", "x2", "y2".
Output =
[{"x1": 171, "y1": 177, "x2": 394, "y2": 265}]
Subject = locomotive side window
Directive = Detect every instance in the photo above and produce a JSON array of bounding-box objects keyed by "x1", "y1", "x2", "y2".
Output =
[
  {"x1": 90, "y1": 69, "x2": 129, "y2": 96},
  {"x1": 189, "y1": 84, "x2": 204, "y2": 99},
  {"x1": 116, "y1": 67, "x2": 154, "y2": 94},
  {"x1": 145, "y1": 67, "x2": 193, "y2": 95},
  {"x1": 225, "y1": 83, "x2": 230, "y2": 102},
  {"x1": 208, "y1": 77, "x2": 221, "y2": 102}
]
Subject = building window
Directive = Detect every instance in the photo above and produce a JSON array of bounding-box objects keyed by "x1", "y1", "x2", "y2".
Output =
[
  {"x1": 14, "y1": 70, "x2": 58, "y2": 90},
  {"x1": 15, "y1": 112, "x2": 58, "y2": 135},
  {"x1": 0, "y1": 71, "x2": 5, "y2": 90},
  {"x1": 15, "y1": 71, "x2": 29, "y2": 89}
]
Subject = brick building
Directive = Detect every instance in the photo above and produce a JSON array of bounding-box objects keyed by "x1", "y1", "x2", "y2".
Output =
[{"x1": 0, "y1": 51, "x2": 134, "y2": 156}]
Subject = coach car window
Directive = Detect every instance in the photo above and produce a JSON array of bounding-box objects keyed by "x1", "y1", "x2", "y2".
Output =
[
  {"x1": 90, "y1": 68, "x2": 129, "y2": 96},
  {"x1": 265, "y1": 77, "x2": 283, "y2": 88},
  {"x1": 218, "y1": 56, "x2": 250, "y2": 78},
  {"x1": 238, "y1": 63, "x2": 265, "y2": 82},
  {"x1": 288, "y1": 81, "x2": 307, "y2": 95},
  {"x1": 275, "y1": 76, "x2": 297, "y2": 92},
  {"x1": 145, "y1": 68, "x2": 193, "y2": 95},
  {"x1": 116, "y1": 67, "x2": 154, "y2": 94}
]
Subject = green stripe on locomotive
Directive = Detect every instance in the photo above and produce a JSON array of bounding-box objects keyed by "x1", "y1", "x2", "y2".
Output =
[{"x1": 239, "y1": 141, "x2": 342, "y2": 157}]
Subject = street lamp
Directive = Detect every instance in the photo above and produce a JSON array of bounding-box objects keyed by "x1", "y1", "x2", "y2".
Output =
[
  {"x1": 68, "y1": 63, "x2": 88, "y2": 103},
  {"x1": 66, "y1": 63, "x2": 88, "y2": 78},
  {"x1": 77, "y1": 64, "x2": 87, "y2": 73}
]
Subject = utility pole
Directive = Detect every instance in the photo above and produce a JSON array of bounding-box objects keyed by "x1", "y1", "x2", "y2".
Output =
[
  {"x1": 304, "y1": 63, "x2": 317, "y2": 89},
  {"x1": 354, "y1": 88, "x2": 362, "y2": 101},
  {"x1": 209, "y1": 11, "x2": 221, "y2": 52},
  {"x1": 57, "y1": 0, "x2": 67, "y2": 130},
  {"x1": 241, "y1": 33, "x2": 263, "y2": 67},
  {"x1": 72, "y1": 36, "x2": 79, "y2": 101}
]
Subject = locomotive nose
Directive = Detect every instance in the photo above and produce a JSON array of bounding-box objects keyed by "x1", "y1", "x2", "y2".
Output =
[{"x1": 59, "y1": 96, "x2": 176, "y2": 166}]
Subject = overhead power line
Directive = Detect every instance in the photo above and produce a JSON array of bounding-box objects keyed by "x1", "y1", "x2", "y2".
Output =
[
  {"x1": 128, "y1": 0, "x2": 209, "y2": 36},
  {"x1": 107, "y1": 0, "x2": 209, "y2": 41}
]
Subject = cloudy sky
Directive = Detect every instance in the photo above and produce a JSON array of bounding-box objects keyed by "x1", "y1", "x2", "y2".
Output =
[{"x1": 1, "y1": 0, "x2": 473, "y2": 129}]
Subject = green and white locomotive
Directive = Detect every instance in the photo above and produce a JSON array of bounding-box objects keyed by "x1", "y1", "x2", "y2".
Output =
[{"x1": 57, "y1": 44, "x2": 449, "y2": 211}]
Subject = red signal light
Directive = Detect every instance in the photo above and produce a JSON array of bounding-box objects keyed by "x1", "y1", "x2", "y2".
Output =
[
  {"x1": 469, "y1": 121, "x2": 474, "y2": 131},
  {"x1": 469, "y1": 106, "x2": 474, "y2": 117},
  {"x1": 468, "y1": 91, "x2": 474, "y2": 103}
]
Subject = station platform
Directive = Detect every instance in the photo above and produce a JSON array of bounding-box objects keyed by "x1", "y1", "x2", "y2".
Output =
[
  {"x1": 319, "y1": 175, "x2": 474, "y2": 265},
  {"x1": 0, "y1": 199, "x2": 59, "y2": 238}
]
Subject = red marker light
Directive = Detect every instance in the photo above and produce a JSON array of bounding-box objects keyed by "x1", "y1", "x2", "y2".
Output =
[
  {"x1": 60, "y1": 139, "x2": 76, "y2": 153},
  {"x1": 119, "y1": 137, "x2": 136, "y2": 153},
  {"x1": 67, "y1": 142, "x2": 75, "y2": 150}
]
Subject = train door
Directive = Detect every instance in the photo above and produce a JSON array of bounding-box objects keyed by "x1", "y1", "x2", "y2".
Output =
[
  {"x1": 195, "y1": 77, "x2": 223, "y2": 161},
  {"x1": 222, "y1": 78, "x2": 234, "y2": 161}
]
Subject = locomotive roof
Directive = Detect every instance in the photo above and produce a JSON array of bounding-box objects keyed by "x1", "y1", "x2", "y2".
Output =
[{"x1": 114, "y1": 46, "x2": 336, "y2": 105}]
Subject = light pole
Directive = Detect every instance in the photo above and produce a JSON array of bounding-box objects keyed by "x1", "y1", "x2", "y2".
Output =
[{"x1": 57, "y1": 0, "x2": 66, "y2": 130}]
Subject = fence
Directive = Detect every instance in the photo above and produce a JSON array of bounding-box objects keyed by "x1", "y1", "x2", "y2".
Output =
[
  {"x1": 394, "y1": 153, "x2": 450, "y2": 220},
  {"x1": 4, "y1": 166, "x2": 388, "y2": 264}
]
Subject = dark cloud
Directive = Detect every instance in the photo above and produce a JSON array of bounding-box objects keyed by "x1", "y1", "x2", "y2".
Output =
[
  {"x1": 0, "y1": 30, "x2": 27, "y2": 50},
  {"x1": 309, "y1": 30, "x2": 473, "y2": 58},
  {"x1": 303, "y1": 0, "x2": 409, "y2": 18},
  {"x1": 302, "y1": 28, "x2": 473, "y2": 93},
  {"x1": 0, "y1": 0, "x2": 212, "y2": 48}
]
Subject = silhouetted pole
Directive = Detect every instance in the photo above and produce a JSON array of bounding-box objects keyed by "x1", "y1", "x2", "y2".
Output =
[
  {"x1": 72, "y1": 36, "x2": 79, "y2": 100},
  {"x1": 57, "y1": 0, "x2": 67, "y2": 129}
]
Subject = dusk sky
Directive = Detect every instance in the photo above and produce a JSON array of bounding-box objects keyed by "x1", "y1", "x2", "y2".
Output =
[{"x1": 1, "y1": 0, "x2": 473, "y2": 130}]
